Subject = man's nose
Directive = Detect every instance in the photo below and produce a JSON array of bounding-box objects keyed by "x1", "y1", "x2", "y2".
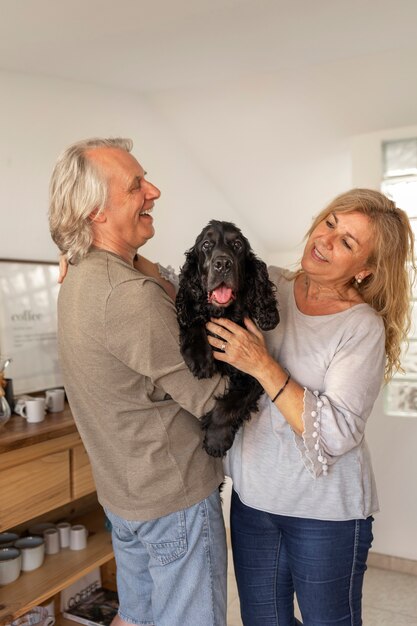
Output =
[{"x1": 145, "y1": 180, "x2": 161, "y2": 199}]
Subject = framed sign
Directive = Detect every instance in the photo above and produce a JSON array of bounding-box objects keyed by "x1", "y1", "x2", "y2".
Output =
[{"x1": 0, "y1": 259, "x2": 62, "y2": 394}]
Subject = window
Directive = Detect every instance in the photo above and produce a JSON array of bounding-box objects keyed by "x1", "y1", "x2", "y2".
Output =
[{"x1": 382, "y1": 138, "x2": 417, "y2": 416}]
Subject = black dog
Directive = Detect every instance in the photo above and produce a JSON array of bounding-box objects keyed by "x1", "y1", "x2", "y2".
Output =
[{"x1": 176, "y1": 220, "x2": 279, "y2": 457}]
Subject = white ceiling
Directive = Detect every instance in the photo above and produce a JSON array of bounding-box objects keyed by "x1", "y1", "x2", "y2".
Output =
[
  {"x1": 2, "y1": 0, "x2": 417, "y2": 256},
  {"x1": 1, "y1": 0, "x2": 416, "y2": 92}
]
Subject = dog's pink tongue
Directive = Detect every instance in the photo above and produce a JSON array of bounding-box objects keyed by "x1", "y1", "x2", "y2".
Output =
[{"x1": 212, "y1": 285, "x2": 233, "y2": 304}]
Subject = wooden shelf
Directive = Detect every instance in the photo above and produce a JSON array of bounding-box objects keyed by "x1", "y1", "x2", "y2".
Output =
[
  {"x1": 0, "y1": 405, "x2": 77, "y2": 454},
  {"x1": 0, "y1": 510, "x2": 113, "y2": 625}
]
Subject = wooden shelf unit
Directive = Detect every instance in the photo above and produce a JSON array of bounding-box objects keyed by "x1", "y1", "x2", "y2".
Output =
[
  {"x1": 0, "y1": 510, "x2": 113, "y2": 625},
  {"x1": 0, "y1": 408, "x2": 114, "y2": 626}
]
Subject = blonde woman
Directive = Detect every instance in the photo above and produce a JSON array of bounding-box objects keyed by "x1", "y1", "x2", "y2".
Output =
[{"x1": 207, "y1": 189, "x2": 415, "y2": 626}]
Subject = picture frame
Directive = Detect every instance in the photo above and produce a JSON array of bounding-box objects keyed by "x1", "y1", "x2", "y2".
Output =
[{"x1": 0, "y1": 258, "x2": 62, "y2": 395}]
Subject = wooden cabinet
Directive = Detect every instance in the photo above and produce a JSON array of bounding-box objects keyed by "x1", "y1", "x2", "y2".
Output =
[
  {"x1": 0, "y1": 450, "x2": 70, "y2": 530},
  {"x1": 71, "y1": 444, "x2": 95, "y2": 500},
  {"x1": 0, "y1": 407, "x2": 114, "y2": 626}
]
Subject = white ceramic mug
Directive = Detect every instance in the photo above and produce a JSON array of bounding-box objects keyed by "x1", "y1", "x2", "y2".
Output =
[
  {"x1": 69, "y1": 524, "x2": 88, "y2": 551},
  {"x1": 9, "y1": 606, "x2": 55, "y2": 626},
  {"x1": 43, "y1": 528, "x2": 60, "y2": 555},
  {"x1": 0, "y1": 547, "x2": 21, "y2": 586},
  {"x1": 15, "y1": 398, "x2": 46, "y2": 423},
  {"x1": 56, "y1": 522, "x2": 71, "y2": 548},
  {"x1": 14, "y1": 536, "x2": 45, "y2": 572},
  {"x1": 45, "y1": 389, "x2": 65, "y2": 413},
  {"x1": 40, "y1": 599, "x2": 55, "y2": 625}
]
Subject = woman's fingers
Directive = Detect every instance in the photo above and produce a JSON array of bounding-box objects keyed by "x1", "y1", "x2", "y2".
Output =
[
  {"x1": 58, "y1": 255, "x2": 68, "y2": 284},
  {"x1": 243, "y1": 317, "x2": 262, "y2": 337},
  {"x1": 206, "y1": 316, "x2": 250, "y2": 339},
  {"x1": 206, "y1": 318, "x2": 232, "y2": 336}
]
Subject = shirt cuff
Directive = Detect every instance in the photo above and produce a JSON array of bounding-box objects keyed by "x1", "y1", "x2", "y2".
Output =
[
  {"x1": 157, "y1": 263, "x2": 180, "y2": 293},
  {"x1": 292, "y1": 388, "x2": 329, "y2": 478}
]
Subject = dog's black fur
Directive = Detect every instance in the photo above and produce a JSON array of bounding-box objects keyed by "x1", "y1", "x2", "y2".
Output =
[{"x1": 176, "y1": 220, "x2": 279, "y2": 457}]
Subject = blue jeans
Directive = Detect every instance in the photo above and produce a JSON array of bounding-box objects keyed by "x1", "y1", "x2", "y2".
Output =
[
  {"x1": 231, "y1": 490, "x2": 373, "y2": 626},
  {"x1": 104, "y1": 489, "x2": 227, "y2": 626}
]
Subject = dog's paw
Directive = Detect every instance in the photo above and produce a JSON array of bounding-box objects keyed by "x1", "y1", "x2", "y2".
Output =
[{"x1": 203, "y1": 426, "x2": 235, "y2": 458}]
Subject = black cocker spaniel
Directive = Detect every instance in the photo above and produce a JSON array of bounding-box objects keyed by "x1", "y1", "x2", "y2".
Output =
[{"x1": 176, "y1": 219, "x2": 279, "y2": 457}]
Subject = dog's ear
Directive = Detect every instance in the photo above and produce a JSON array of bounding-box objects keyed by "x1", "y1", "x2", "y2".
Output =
[
  {"x1": 245, "y1": 255, "x2": 279, "y2": 330},
  {"x1": 176, "y1": 247, "x2": 206, "y2": 327}
]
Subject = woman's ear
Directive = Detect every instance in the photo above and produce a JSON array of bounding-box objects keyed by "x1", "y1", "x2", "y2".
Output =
[{"x1": 355, "y1": 269, "x2": 373, "y2": 284}]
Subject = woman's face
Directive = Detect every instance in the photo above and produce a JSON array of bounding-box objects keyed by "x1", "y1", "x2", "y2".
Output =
[{"x1": 301, "y1": 210, "x2": 373, "y2": 287}]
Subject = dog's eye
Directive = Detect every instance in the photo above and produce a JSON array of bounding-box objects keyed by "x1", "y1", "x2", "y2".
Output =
[
  {"x1": 232, "y1": 239, "x2": 243, "y2": 250},
  {"x1": 202, "y1": 241, "x2": 212, "y2": 251}
]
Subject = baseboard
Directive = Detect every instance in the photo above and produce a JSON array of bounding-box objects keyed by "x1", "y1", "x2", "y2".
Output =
[{"x1": 368, "y1": 551, "x2": 417, "y2": 576}]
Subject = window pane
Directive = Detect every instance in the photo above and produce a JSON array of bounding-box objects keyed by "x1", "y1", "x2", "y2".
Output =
[
  {"x1": 383, "y1": 138, "x2": 417, "y2": 177},
  {"x1": 382, "y1": 137, "x2": 417, "y2": 417},
  {"x1": 385, "y1": 377, "x2": 417, "y2": 416},
  {"x1": 410, "y1": 301, "x2": 417, "y2": 339},
  {"x1": 400, "y1": 340, "x2": 417, "y2": 376},
  {"x1": 381, "y1": 179, "x2": 417, "y2": 217}
]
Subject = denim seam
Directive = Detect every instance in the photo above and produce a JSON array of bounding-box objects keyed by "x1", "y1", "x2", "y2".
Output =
[
  {"x1": 201, "y1": 497, "x2": 216, "y2": 626},
  {"x1": 275, "y1": 532, "x2": 282, "y2": 626},
  {"x1": 349, "y1": 519, "x2": 360, "y2": 626}
]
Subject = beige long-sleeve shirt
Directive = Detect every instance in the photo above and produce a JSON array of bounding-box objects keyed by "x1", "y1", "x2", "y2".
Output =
[{"x1": 58, "y1": 249, "x2": 225, "y2": 521}]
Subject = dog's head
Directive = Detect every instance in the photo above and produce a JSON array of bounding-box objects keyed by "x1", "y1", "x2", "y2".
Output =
[
  {"x1": 177, "y1": 220, "x2": 279, "y2": 330},
  {"x1": 193, "y1": 220, "x2": 248, "y2": 309}
]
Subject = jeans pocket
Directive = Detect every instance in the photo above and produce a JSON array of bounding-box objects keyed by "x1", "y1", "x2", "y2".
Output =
[{"x1": 145, "y1": 510, "x2": 188, "y2": 566}]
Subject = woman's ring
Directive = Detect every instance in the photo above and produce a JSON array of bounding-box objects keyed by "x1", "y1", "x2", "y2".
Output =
[{"x1": 221, "y1": 341, "x2": 227, "y2": 352}]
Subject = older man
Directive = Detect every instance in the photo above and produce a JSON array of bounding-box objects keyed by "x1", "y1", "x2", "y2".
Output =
[{"x1": 49, "y1": 138, "x2": 227, "y2": 626}]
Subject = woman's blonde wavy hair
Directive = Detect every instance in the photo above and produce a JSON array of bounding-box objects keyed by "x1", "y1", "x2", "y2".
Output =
[
  {"x1": 49, "y1": 137, "x2": 133, "y2": 264},
  {"x1": 304, "y1": 188, "x2": 416, "y2": 382}
]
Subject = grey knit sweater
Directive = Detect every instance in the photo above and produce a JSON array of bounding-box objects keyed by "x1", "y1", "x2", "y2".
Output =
[{"x1": 224, "y1": 267, "x2": 385, "y2": 521}]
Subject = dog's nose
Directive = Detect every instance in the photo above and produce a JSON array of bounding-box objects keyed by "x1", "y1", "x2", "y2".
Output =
[{"x1": 213, "y1": 256, "x2": 233, "y2": 273}]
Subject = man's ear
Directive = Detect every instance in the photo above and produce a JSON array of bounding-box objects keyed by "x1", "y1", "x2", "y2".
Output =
[{"x1": 88, "y1": 208, "x2": 106, "y2": 223}]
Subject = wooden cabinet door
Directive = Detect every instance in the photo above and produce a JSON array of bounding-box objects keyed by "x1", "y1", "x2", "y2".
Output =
[
  {"x1": 71, "y1": 444, "x2": 96, "y2": 499},
  {"x1": 0, "y1": 451, "x2": 71, "y2": 530}
]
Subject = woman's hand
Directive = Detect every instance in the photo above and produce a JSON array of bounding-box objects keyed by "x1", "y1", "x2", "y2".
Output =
[
  {"x1": 58, "y1": 255, "x2": 68, "y2": 283},
  {"x1": 133, "y1": 255, "x2": 176, "y2": 300},
  {"x1": 205, "y1": 317, "x2": 271, "y2": 379},
  {"x1": 208, "y1": 316, "x2": 304, "y2": 433}
]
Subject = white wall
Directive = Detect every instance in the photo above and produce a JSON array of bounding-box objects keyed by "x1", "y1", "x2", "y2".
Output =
[
  {"x1": 0, "y1": 70, "x2": 261, "y2": 269},
  {"x1": 351, "y1": 125, "x2": 417, "y2": 560}
]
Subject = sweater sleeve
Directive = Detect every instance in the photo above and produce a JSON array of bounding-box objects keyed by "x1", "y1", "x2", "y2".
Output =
[
  {"x1": 293, "y1": 310, "x2": 385, "y2": 478},
  {"x1": 105, "y1": 277, "x2": 226, "y2": 418},
  {"x1": 157, "y1": 263, "x2": 180, "y2": 294}
]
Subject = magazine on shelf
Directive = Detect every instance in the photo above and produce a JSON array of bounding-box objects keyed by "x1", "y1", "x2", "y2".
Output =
[{"x1": 62, "y1": 587, "x2": 119, "y2": 626}]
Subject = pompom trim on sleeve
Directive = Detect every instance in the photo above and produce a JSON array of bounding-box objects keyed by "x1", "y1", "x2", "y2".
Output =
[
  {"x1": 292, "y1": 388, "x2": 329, "y2": 478},
  {"x1": 157, "y1": 263, "x2": 180, "y2": 293}
]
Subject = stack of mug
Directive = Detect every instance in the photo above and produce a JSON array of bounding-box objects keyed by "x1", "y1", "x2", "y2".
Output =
[
  {"x1": 5, "y1": 604, "x2": 56, "y2": 626},
  {"x1": 0, "y1": 521, "x2": 88, "y2": 586},
  {"x1": 14, "y1": 388, "x2": 66, "y2": 423}
]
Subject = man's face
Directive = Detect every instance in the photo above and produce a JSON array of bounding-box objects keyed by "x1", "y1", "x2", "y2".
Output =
[{"x1": 88, "y1": 147, "x2": 161, "y2": 254}]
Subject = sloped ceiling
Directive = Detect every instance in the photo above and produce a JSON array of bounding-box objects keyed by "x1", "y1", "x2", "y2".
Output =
[{"x1": 1, "y1": 0, "x2": 417, "y2": 255}]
